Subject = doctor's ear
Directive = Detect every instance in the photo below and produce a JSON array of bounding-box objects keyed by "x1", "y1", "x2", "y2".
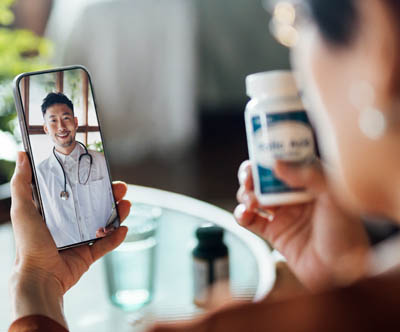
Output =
[
  {"x1": 43, "y1": 124, "x2": 48, "y2": 135},
  {"x1": 74, "y1": 117, "x2": 78, "y2": 128}
]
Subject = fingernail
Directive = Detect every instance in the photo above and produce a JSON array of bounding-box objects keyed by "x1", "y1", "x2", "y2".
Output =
[
  {"x1": 234, "y1": 204, "x2": 246, "y2": 220},
  {"x1": 238, "y1": 169, "x2": 247, "y2": 185},
  {"x1": 255, "y1": 208, "x2": 275, "y2": 222}
]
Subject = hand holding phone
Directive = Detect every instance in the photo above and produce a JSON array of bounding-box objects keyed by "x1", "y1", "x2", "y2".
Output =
[
  {"x1": 13, "y1": 66, "x2": 121, "y2": 249},
  {"x1": 9, "y1": 151, "x2": 130, "y2": 325}
]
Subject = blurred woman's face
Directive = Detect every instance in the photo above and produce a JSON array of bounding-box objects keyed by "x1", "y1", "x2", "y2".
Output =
[{"x1": 290, "y1": 0, "x2": 399, "y2": 218}]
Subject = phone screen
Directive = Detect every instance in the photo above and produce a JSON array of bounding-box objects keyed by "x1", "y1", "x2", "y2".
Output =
[{"x1": 14, "y1": 66, "x2": 119, "y2": 249}]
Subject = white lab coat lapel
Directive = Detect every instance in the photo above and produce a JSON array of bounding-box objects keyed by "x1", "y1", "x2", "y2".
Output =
[
  {"x1": 42, "y1": 152, "x2": 81, "y2": 246},
  {"x1": 37, "y1": 146, "x2": 116, "y2": 247}
]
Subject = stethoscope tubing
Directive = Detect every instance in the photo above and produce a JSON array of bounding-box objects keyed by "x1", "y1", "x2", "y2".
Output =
[{"x1": 53, "y1": 141, "x2": 93, "y2": 200}]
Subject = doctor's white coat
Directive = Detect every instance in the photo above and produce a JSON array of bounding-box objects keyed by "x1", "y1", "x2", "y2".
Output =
[{"x1": 36, "y1": 144, "x2": 116, "y2": 248}]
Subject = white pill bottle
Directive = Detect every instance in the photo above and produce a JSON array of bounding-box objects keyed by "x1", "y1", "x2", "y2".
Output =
[{"x1": 245, "y1": 70, "x2": 315, "y2": 206}]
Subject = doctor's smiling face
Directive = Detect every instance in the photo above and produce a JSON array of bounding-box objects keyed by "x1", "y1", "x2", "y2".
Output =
[{"x1": 42, "y1": 93, "x2": 78, "y2": 155}]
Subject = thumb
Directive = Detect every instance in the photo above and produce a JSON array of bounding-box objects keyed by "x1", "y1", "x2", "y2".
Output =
[
  {"x1": 10, "y1": 152, "x2": 40, "y2": 230},
  {"x1": 10, "y1": 152, "x2": 34, "y2": 209},
  {"x1": 274, "y1": 159, "x2": 326, "y2": 194},
  {"x1": 10, "y1": 152, "x2": 54, "y2": 252}
]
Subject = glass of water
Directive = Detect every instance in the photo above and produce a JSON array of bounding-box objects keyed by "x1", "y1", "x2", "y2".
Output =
[{"x1": 104, "y1": 204, "x2": 162, "y2": 311}]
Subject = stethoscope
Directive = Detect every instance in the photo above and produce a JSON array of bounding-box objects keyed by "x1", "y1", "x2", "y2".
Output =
[{"x1": 53, "y1": 141, "x2": 93, "y2": 201}]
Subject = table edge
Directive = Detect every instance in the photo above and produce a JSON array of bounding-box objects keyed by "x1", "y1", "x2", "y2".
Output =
[{"x1": 126, "y1": 184, "x2": 276, "y2": 301}]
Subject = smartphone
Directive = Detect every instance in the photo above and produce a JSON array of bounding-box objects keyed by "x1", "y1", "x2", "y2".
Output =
[{"x1": 13, "y1": 65, "x2": 120, "y2": 250}]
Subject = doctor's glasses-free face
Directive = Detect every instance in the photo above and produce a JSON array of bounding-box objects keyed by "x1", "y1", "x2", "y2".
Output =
[{"x1": 43, "y1": 104, "x2": 79, "y2": 152}]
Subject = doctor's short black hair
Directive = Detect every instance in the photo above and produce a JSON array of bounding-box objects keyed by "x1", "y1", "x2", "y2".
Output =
[{"x1": 41, "y1": 92, "x2": 74, "y2": 116}]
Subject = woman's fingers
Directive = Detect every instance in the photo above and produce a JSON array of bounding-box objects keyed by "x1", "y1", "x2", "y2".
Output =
[
  {"x1": 11, "y1": 153, "x2": 44, "y2": 229},
  {"x1": 95, "y1": 228, "x2": 106, "y2": 238},
  {"x1": 234, "y1": 202, "x2": 309, "y2": 243},
  {"x1": 112, "y1": 181, "x2": 128, "y2": 202},
  {"x1": 238, "y1": 160, "x2": 253, "y2": 190},
  {"x1": 274, "y1": 160, "x2": 326, "y2": 193},
  {"x1": 234, "y1": 204, "x2": 256, "y2": 227},
  {"x1": 117, "y1": 199, "x2": 131, "y2": 223},
  {"x1": 237, "y1": 160, "x2": 279, "y2": 223},
  {"x1": 234, "y1": 204, "x2": 270, "y2": 237},
  {"x1": 236, "y1": 160, "x2": 321, "y2": 237},
  {"x1": 237, "y1": 185, "x2": 277, "y2": 218},
  {"x1": 238, "y1": 159, "x2": 326, "y2": 197},
  {"x1": 89, "y1": 226, "x2": 128, "y2": 262},
  {"x1": 236, "y1": 186, "x2": 258, "y2": 210},
  {"x1": 234, "y1": 202, "x2": 277, "y2": 227},
  {"x1": 10, "y1": 152, "x2": 34, "y2": 211},
  {"x1": 10, "y1": 152, "x2": 56, "y2": 253}
]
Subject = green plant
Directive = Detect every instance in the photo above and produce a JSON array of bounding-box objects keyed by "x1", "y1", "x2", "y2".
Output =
[
  {"x1": 0, "y1": 0, "x2": 52, "y2": 185},
  {"x1": 87, "y1": 140, "x2": 104, "y2": 153}
]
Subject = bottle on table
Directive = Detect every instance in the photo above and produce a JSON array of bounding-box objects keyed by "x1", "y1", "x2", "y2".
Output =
[{"x1": 192, "y1": 224, "x2": 229, "y2": 307}]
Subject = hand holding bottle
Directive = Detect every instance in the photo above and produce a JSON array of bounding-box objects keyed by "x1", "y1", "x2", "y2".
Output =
[{"x1": 235, "y1": 159, "x2": 370, "y2": 291}]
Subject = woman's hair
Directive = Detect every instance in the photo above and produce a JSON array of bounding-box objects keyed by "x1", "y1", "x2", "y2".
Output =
[{"x1": 306, "y1": 0, "x2": 400, "y2": 45}]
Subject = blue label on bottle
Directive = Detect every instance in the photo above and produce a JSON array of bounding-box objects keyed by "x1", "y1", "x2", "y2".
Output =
[
  {"x1": 267, "y1": 111, "x2": 310, "y2": 126},
  {"x1": 251, "y1": 111, "x2": 314, "y2": 194},
  {"x1": 257, "y1": 165, "x2": 293, "y2": 194}
]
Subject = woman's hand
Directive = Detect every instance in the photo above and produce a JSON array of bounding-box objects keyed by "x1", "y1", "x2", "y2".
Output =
[
  {"x1": 9, "y1": 152, "x2": 131, "y2": 327},
  {"x1": 235, "y1": 160, "x2": 370, "y2": 291}
]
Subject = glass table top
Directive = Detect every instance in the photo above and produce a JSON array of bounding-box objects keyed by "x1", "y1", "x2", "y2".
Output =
[{"x1": 0, "y1": 185, "x2": 276, "y2": 332}]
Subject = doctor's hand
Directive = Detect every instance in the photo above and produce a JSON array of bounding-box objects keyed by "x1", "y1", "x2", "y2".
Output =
[
  {"x1": 96, "y1": 226, "x2": 116, "y2": 238},
  {"x1": 9, "y1": 152, "x2": 131, "y2": 328},
  {"x1": 234, "y1": 160, "x2": 370, "y2": 292}
]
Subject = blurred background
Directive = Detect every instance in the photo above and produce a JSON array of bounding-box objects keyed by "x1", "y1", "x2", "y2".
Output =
[
  {"x1": 0, "y1": 0, "x2": 290, "y2": 219},
  {"x1": 0, "y1": 0, "x2": 397, "y2": 253}
]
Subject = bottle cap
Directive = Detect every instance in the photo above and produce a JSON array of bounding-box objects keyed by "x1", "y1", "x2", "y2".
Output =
[
  {"x1": 246, "y1": 70, "x2": 299, "y2": 99},
  {"x1": 196, "y1": 224, "x2": 224, "y2": 245}
]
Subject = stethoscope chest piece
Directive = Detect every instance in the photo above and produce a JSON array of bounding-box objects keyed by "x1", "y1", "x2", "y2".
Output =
[
  {"x1": 60, "y1": 191, "x2": 69, "y2": 201},
  {"x1": 53, "y1": 141, "x2": 92, "y2": 202}
]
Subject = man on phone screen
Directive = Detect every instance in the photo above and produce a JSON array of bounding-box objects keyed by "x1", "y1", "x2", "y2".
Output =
[{"x1": 36, "y1": 92, "x2": 118, "y2": 248}]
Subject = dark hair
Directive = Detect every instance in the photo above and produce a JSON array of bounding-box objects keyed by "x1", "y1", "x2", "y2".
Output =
[
  {"x1": 41, "y1": 92, "x2": 74, "y2": 116},
  {"x1": 306, "y1": 0, "x2": 357, "y2": 44},
  {"x1": 306, "y1": 0, "x2": 400, "y2": 45}
]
